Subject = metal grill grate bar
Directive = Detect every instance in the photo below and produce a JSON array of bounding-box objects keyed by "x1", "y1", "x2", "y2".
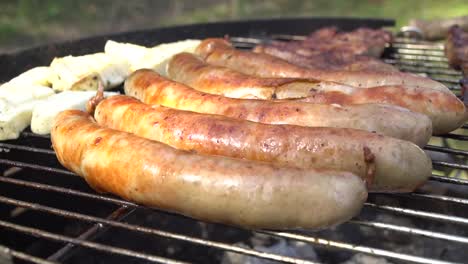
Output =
[
  {"x1": 261, "y1": 231, "x2": 458, "y2": 264},
  {"x1": 383, "y1": 58, "x2": 453, "y2": 69},
  {"x1": 365, "y1": 202, "x2": 468, "y2": 225},
  {"x1": 349, "y1": 220, "x2": 468, "y2": 244},
  {"x1": 425, "y1": 145, "x2": 468, "y2": 156},
  {"x1": 391, "y1": 43, "x2": 445, "y2": 51},
  {"x1": 0, "y1": 219, "x2": 189, "y2": 264},
  {"x1": 0, "y1": 245, "x2": 57, "y2": 264},
  {"x1": 230, "y1": 36, "x2": 265, "y2": 44},
  {"x1": 432, "y1": 134, "x2": 468, "y2": 141},
  {"x1": 269, "y1": 34, "x2": 307, "y2": 41},
  {"x1": 432, "y1": 161, "x2": 468, "y2": 170},
  {"x1": 393, "y1": 38, "x2": 444, "y2": 45},
  {"x1": 392, "y1": 48, "x2": 445, "y2": 56},
  {"x1": 430, "y1": 76, "x2": 460, "y2": 84},
  {"x1": 46, "y1": 206, "x2": 134, "y2": 262},
  {"x1": 20, "y1": 131, "x2": 50, "y2": 139},
  {"x1": 408, "y1": 193, "x2": 468, "y2": 205},
  {"x1": 0, "y1": 159, "x2": 75, "y2": 176},
  {"x1": 0, "y1": 143, "x2": 55, "y2": 155},
  {"x1": 0, "y1": 176, "x2": 135, "y2": 206},
  {"x1": 386, "y1": 64, "x2": 460, "y2": 76},
  {"x1": 390, "y1": 54, "x2": 449, "y2": 62},
  {"x1": 430, "y1": 175, "x2": 468, "y2": 185}
]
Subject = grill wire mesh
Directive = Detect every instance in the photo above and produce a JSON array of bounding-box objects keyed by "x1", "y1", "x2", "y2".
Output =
[{"x1": 0, "y1": 34, "x2": 467, "y2": 264}]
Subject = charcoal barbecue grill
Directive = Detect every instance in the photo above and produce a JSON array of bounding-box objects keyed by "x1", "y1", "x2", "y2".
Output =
[{"x1": 0, "y1": 18, "x2": 467, "y2": 264}]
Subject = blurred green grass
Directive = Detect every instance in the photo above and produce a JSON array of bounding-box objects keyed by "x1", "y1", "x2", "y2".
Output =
[
  {"x1": 169, "y1": 0, "x2": 468, "y2": 29},
  {"x1": 1, "y1": 0, "x2": 468, "y2": 52}
]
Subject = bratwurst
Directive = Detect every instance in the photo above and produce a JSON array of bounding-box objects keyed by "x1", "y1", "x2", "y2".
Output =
[
  {"x1": 125, "y1": 69, "x2": 432, "y2": 147},
  {"x1": 168, "y1": 52, "x2": 466, "y2": 134},
  {"x1": 299, "y1": 86, "x2": 467, "y2": 135},
  {"x1": 93, "y1": 95, "x2": 431, "y2": 192},
  {"x1": 167, "y1": 52, "x2": 355, "y2": 99},
  {"x1": 195, "y1": 38, "x2": 450, "y2": 93},
  {"x1": 51, "y1": 110, "x2": 367, "y2": 229}
]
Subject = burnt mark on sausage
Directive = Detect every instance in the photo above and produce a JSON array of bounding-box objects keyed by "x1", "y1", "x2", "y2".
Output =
[
  {"x1": 94, "y1": 137, "x2": 103, "y2": 146},
  {"x1": 363, "y1": 146, "x2": 376, "y2": 186}
]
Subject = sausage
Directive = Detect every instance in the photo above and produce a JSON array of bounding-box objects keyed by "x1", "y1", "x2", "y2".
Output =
[
  {"x1": 195, "y1": 38, "x2": 450, "y2": 93},
  {"x1": 51, "y1": 110, "x2": 367, "y2": 229},
  {"x1": 124, "y1": 69, "x2": 432, "y2": 147},
  {"x1": 299, "y1": 85, "x2": 467, "y2": 135},
  {"x1": 93, "y1": 95, "x2": 432, "y2": 192},
  {"x1": 167, "y1": 52, "x2": 337, "y2": 99},
  {"x1": 168, "y1": 52, "x2": 467, "y2": 134}
]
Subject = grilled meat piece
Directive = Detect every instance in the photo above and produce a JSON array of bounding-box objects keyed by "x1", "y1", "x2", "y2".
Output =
[
  {"x1": 259, "y1": 27, "x2": 391, "y2": 56},
  {"x1": 410, "y1": 16, "x2": 468, "y2": 40},
  {"x1": 253, "y1": 44, "x2": 398, "y2": 72},
  {"x1": 252, "y1": 27, "x2": 394, "y2": 72},
  {"x1": 446, "y1": 25, "x2": 468, "y2": 96},
  {"x1": 300, "y1": 27, "x2": 392, "y2": 57},
  {"x1": 446, "y1": 25, "x2": 468, "y2": 75}
]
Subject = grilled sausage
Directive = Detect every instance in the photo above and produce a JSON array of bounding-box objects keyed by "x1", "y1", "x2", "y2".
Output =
[
  {"x1": 299, "y1": 86, "x2": 467, "y2": 135},
  {"x1": 125, "y1": 69, "x2": 432, "y2": 147},
  {"x1": 51, "y1": 110, "x2": 367, "y2": 229},
  {"x1": 93, "y1": 95, "x2": 431, "y2": 192},
  {"x1": 167, "y1": 52, "x2": 347, "y2": 99},
  {"x1": 168, "y1": 52, "x2": 467, "y2": 134},
  {"x1": 195, "y1": 38, "x2": 450, "y2": 93}
]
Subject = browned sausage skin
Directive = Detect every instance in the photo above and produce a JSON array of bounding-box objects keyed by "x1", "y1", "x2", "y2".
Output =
[
  {"x1": 51, "y1": 110, "x2": 367, "y2": 229},
  {"x1": 124, "y1": 69, "x2": 432, "y2": 147},
  {"x1": 167, "y1": 52, "x2": 326, "y2": 99},
  {"x1": 299, "y1": 85, "x2": 467, "y2": 135},
  {"x1": 195, "y1": 38, "x2": 450, "y2": 93}
]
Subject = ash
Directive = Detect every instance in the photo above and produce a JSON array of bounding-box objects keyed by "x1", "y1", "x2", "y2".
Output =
[
  {"x1": 342, "y1": 254, "x2": 394, "y2": 264},
  {"x1": 222, "y1": 233, "x2": 318, "y2": 264}
]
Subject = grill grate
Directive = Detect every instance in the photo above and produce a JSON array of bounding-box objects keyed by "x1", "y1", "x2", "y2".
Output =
[{"x1": 0, "y1": 33, "x2": 467, "y2": 264}]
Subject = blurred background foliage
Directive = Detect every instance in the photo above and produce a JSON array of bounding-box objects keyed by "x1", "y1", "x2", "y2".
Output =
[{"x1": 1, "y1": 0, "x2": 468, "y2": 53}]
